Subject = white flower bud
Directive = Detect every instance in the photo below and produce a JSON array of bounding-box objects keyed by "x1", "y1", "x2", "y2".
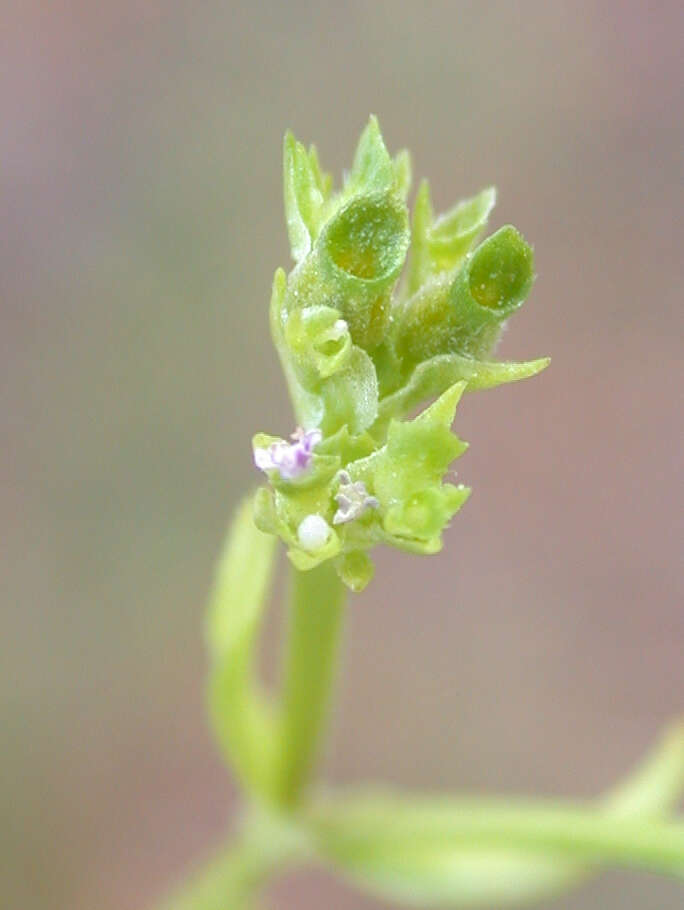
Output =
[{"x1": 297, "y1": 514, "x2": 332, "y2": 551}]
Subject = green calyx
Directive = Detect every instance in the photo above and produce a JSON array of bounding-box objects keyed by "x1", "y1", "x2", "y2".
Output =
[
  {"x1": 392, "y1": 224, "x2": 535, "y2": 370},
  {"x1": 255, "y1": 117, "x2": 548, "y2": 591}
]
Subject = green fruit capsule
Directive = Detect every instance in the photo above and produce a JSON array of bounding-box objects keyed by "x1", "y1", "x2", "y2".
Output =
[
  {"x1": 289, "y1": 193, "x2": 410, "y2": 351},
  {"x1": 395, "y1": 225, "x2": 535, "y2": 365}
]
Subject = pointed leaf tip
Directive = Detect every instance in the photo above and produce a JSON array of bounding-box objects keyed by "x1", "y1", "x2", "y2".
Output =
[
  {"x1": 283, "y1": 130, "x2": 330, "y2": 262},
  {"x1": 346, "y1": 115, "x2": 394, "y2": 197}
]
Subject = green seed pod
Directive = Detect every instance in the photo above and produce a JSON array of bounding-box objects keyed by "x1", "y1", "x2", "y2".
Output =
[
  {"x1": 394, "y1": 225, "x2": 535, "y2": 366},
  {"x1": 289, "y1": 193, "x2": 410, "y2": 350}
]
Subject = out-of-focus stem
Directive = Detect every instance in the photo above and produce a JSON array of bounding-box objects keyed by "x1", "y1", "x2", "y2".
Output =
[{"x1": 273, "y1": 561, "x2": 346, "y2": 808}]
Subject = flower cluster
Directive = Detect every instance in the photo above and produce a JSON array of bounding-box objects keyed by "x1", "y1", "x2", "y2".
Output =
[{"x1": 252, "y1": 117, "x2": 547, "y2": 590}]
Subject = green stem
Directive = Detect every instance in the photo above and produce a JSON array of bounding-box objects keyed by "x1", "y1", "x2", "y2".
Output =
[{"x1": 273, "y1": 561, "x2": 346, "y2": 808}]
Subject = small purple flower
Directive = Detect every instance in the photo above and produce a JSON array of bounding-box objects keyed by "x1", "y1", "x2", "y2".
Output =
[{"x1": 254, "y1": 427, "x2": 322, "y2": 481}]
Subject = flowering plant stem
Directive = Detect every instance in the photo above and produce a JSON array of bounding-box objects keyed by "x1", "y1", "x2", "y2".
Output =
[
  {"x1": 155, "y1": 119, "x2": 683, "y2": 908},
  {"x1": 274, "y1": 563, "x2": 346, "y2": 808}
]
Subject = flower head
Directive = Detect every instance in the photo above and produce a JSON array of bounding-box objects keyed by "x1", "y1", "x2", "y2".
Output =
[
  {"x1": 254, "y1": 427, "x2": 322, "y2": 481},
  {"x1": 251, "y1": 118, "x2": 547, "y2": 590}
]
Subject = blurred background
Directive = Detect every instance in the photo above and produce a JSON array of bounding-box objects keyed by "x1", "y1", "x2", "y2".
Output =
[{"x1": 2, "y1": 1, "x2": 683, "y2": 907}]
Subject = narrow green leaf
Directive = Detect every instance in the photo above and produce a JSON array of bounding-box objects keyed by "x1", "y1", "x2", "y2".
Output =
[
  {"x1": 392, "y1": 148, "x2": 412, "y2": 199},
  {"x1": 206, "y1": 495, "x2": 279, "y2": 800},
  {"x1": 345, "y1": 115, "x2": 394, "y2": 197},
  {"x1": 283, "y1": 132, "x2": 312, "y2": 261},
  {"x1": 283, "y1": 132, "x2": 328, "y2": 262},
  {"x1": 269, "y1": 268, "x2": 327, "y2": 431},
  {"x1": 307, "y1": 143, "x2": 332, "y2": 198},
  {"x1": 428, "y1": 187, "x2": 496, "y2": 272},
  {"x1": 312, "y1": 794, "x2": 684, "y2": 871},
  {"x1": 306, "y1": 720, "x2": 684, "y2": 906},
  {"x1": 406, "y1": 179, "x2": 434, "y2": 295},
  {"x1": 605, "y1": 719, "x2": 684, "y2": 816},
  {"x1": 373, "y1": 353, "x2": 550, "y2": 437},
  {"x1": 320, "y1": 346, "x2": 379, "y2": 435},
  {"x1": 310, "y1": 843, "x2": 577, "y2": 908},
  {"x1": 310, "y1": 796, "x2": 684, "y2": 905},
  {"x1": 406, "y1": 185, "x2": 496, "y2": 296},
  {"x1": 454, "y1": 355, "x2": 551, "y2": 390}
]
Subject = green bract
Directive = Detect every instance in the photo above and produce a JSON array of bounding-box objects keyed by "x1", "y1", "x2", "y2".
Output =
[{"x1": 255, "y1": 117, "x2": 548, "y2": 591}]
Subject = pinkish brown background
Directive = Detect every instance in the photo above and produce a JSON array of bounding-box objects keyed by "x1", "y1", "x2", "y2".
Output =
[{"x1": 2, "y1": 2, "x2": 682, "y2": 907}]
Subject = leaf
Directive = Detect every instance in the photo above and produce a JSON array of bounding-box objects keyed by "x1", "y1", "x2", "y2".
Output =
[
  {"x1": 269, "y1": 268, "x2": 328, "y2": 430},
  {"x1": 306, "y1": 720, "x2": 684, "y2": 906},
  {"x1": 375, "y1": 382, "x2": 468, "y2": 502},
  {"x1": 428, "y1": 187, "x2": 496, "y2": 272},
  {"x1": 604, "y1": 718, "x2": 684, "y2": 817},
  {"x1": 320, "y1": 346, "x2": 379, "y2": 435},
  {"x1": 373, "y1": 353, "x2": 550, "y2": 437},
  {"x1": 382, "y1": 485, "x2": 470, "y2": 545},
  {"x1": 283, "y1": 132, "x2": 329, "y2": 262},
  {"x1": 307, "y1": 142, "x2": 332, "y2": 199},
  {"x1": 206, "y1": 495, "x2": 279, "y2": 800},
  {"x1": 406, "y1": 184, "x2": 496, "y2": 296},
  {"x1": 335, "y1": 550, "x2": 374, "y2": 592},
  {"x1": 406, "y1": 179, "x2": 435, "y2": 295},
  {"x1": 351, "y1": 383, "x2": 469, "y2": 551},
  {"x1": 314, "y1": 841, "x2": 578, "y2": 908},
  {"x1": 345, "y1": 115, "x2": 394, "y2": 197},
  {"x1": 392, "y1": 148, "x2": 412, "y2": 199},
  {"x1": 310, "y1": 795, "x2": 684, "y2": 905},
  {"x1": 316, "y1": 424, "x2": 376, "y2": 464}
]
